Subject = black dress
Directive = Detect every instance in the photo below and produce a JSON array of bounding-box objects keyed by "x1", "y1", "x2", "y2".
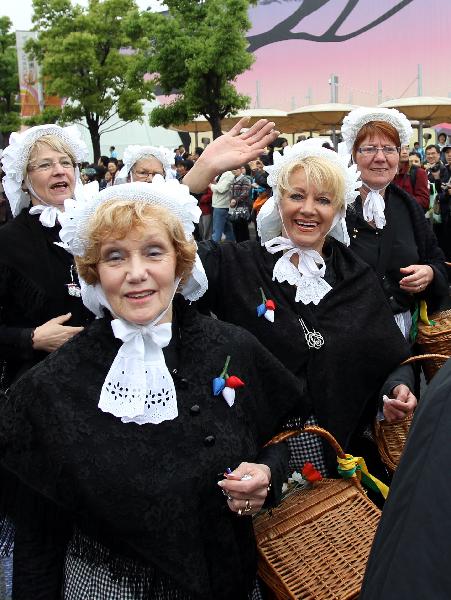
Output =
[
  {"x1": 0, "y1": 208, "x2": 93, "y2": 387},
  {"x1": 0, "y1": 300, "x2": 306, "y2": 600},
  {"x1": 197, "y1": 237, "x2": 412, "y2": 472}
]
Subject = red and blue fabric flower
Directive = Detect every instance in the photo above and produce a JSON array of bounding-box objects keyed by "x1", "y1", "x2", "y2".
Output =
[
  {"x1": 212, "y1": 355, "x2": 245, "y2": 407},
  {"x1": 256, "y1": 288, "x2": 276, "y2": 322}
]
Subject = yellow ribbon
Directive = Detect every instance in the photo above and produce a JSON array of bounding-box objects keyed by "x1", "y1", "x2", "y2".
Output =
[
  {"x1": 420, "y1": 300, "x2": 436, "y2": 326},
  {"x1": 337, "y1": 454, "x2": 389, "y2": 499}
]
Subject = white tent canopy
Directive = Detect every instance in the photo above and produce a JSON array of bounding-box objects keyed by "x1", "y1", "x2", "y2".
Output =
[{"x1": 75, "y1": 100, "x2": 182, "y2": 162}]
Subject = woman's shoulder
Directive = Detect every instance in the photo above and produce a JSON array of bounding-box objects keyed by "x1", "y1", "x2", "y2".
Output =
[{"x1": 11, "y1": 318, "x2": 115, "y2": 394}]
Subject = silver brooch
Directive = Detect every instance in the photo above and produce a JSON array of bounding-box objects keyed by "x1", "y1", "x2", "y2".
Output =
[
  {"x1": 299, "y1": 318, "x2": 324, "y2": 350},
  {"x1": 67, "y1": 265, "x2": 82, "y2": 297}
]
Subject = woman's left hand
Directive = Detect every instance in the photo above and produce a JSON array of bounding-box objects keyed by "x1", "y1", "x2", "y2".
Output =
[
  {"x1": 399, "y1": 264, "x2": 434, "y2": 293},
  {"x1": 218, "y1": 462, "x2": 271, "y2": 516},
  {"x1": 383, "y1": 384, "x2": 417, "y2": 422}
]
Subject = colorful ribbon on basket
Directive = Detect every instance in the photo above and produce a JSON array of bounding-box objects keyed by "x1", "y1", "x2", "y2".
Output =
[{"x1": 337, "y1": 454, "x2": 389, "y2": 499}]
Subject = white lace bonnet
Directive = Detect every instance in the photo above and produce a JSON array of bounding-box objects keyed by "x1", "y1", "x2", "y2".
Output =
[
  {"x1": 1, "y1": 124, "x2": 89, "y2": 217},
  {"x1": 257, "y1": 138, "x2": 361, "y2": 244},
  {"x1": 59, "y1": 178, "x2": 208, "y2": 316},
  {"x1": 117, "y1": 145, "x2": 175, "y2": 182},
  {"x1": 340, "y1": 106, "x2": 413, "y2": 154}
]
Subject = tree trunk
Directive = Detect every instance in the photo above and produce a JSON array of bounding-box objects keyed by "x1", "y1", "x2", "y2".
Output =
[
  {"x1": 209, "y1": 115, "x2": 223, "y2": 140},
  {"x1": 86, "y1": 117, "x2": 101, "y2": 162}
]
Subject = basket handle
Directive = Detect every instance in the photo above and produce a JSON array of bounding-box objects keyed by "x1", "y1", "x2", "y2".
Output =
[
  {"x1": 264, "y1": 425, "x2": 347, "y2": 459},
  {"x1": 401, "y1": 353, "x2": 450, "y2": 365}
]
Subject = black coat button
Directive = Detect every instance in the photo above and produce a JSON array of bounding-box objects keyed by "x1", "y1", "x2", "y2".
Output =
[
  {"x1": 203, "y1": 435, "x2": 215, "y2": 447},
  {"x1": 190, "y1": 404, "x2": 200, "y2": 415},
  {"x1": 178, "y1": 378, "x2": 189, "y2": 389}
]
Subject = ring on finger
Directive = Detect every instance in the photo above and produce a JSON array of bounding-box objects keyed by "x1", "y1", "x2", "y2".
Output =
[{"x1": 244, "y1": 499, "x2": 252, "y2": 513}]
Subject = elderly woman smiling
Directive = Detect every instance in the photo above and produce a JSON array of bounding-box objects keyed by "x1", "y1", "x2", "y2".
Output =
[
  {"x1": 0, "y1": 124, "x2": 93, "y2": 388},
  {"x1": 197, "y1": 139, "x2": 416, "y2": 482},
  {"x1": 340, "y1": 107, "x2": 448, "y2": 338},
  {"x1": 0, "y1": 180, "x2": 304, "y2": 600}
]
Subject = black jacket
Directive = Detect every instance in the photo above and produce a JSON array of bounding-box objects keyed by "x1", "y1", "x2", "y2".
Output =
[
  {"x1": 0, "y1": 301, "x2": 305, "y2": 600},
  {"x1": 0, "y1": 209, "x2": 93, "y2": 386}
]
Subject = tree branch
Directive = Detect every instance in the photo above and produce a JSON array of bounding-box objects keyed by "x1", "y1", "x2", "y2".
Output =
[{"x1": 247, "y1": 0, "x2": 413, "y2": 51}]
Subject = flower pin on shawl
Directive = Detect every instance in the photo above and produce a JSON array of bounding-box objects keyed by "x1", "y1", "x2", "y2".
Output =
[
  {"x1": 256, "y1": 288, "x2": 276, "y2": 322},
  {"x1": 212, "y1": 355, "x2": 245, "y2": 407}
]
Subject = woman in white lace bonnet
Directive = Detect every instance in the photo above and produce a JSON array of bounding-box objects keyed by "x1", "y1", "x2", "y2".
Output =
[
  {"x1": 0, "y1": 178, "x2": 305, "y2": 599},
  {"x1": 341, "y1": 107, "x2": 448, "y2": 338},
  {"x1": 197, "y1": 138, "x2": 417, "y2": 483},
  {"x1": 115, "y1": 144, "x2": 175, "y2": 184},
  {"x1": 0, "y1": 124, "x2": 94, "y2": 388}
]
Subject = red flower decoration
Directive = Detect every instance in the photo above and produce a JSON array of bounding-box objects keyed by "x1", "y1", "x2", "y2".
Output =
[
  {"x1": 265, "y1": 299, "x2": 276, "y2": 311},
  {"x1": 225, "y1": 375, "x2": 245, "y2": 389},
  {"x1": 302, "y1": 462, "x2": 322, "y2": 483}
]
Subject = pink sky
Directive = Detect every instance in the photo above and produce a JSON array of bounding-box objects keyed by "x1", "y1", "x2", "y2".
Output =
[{"x1": 236, "y1": 0, "x2": 451, "y2": 110}]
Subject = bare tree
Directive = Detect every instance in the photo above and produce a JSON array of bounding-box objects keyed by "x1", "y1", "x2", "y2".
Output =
[{"x1": 247, "y1": 0, "x2": 414, "y2": 53}]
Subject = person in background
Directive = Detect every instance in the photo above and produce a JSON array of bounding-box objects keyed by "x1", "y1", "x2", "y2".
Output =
[
  {"x1": 114, "y1": 145, "x2": 173, "y2": 185},
  {"x1": 109, "y1": 145, "x2": 118, "y2": 159},
  {"x1": 437, "y1": 132, "x2": 448, "y2": 161},
  {"x1": 393, "y1": 144, "x2": 429, "y2": 210},
  {"x1": 176, "y1": 159, "x2": 194, "y2": 182},
  {"x1": 229, "y1": 164, "x2": 252, "y2": 242},
  {"x1": 210, "y1": 170, "x2": 235, "y2": 242},
  {"x1": 425, "y1": 144, "x2": 447, "y2": 195},
  {"x1": 409, "y1": 152, "x2": 422, "y2": 168},
  {"x1": 106, "y1": 158, "x2": 119, "y2": 186},
  {"x1": 413, "y1": 141, "x2": 425, "y2": 163},
  {"x1": 198, "y1": 185, "x2": 213, "y2": 240}
]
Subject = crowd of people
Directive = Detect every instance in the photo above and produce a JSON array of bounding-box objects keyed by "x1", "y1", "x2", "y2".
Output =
[{"x1": 0, "y1": 107, "x2": 449, "y2": 600}]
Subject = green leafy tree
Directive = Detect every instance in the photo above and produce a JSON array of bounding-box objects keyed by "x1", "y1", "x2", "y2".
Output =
[
  {"x1": 27, "y1": 0, "x2": 155, "y2": 160},
  {"x1": 0, "y1": 16, "x2": 20, "y2": 140},
  {"x1": 143, "y1": 0, "x2": 256, "y2": 139}
]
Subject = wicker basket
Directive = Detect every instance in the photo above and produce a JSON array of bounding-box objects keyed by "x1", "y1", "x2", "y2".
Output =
[
  {"x1": 373, "y1": 414, "x2": 413, "y2": 472},
  {"x1": 254, "y1": 426, "x2": 381, "y2": 600},
  {"x1": 416, "y1": 309, "x2": 451, "y2": 381}
]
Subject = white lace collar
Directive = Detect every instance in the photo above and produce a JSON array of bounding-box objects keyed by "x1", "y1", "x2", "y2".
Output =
[
  {"x1": 264, "y1": 236, "x2": 332, "y2": 305},
  {"x1": 93, "y1": 285, "x2": 178, "y2": 425}
]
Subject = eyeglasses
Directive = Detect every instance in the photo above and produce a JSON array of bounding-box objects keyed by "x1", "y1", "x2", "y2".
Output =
[
  {"x1": 357, "y1": 145, "x2": 400, "y2": 156},
  {"x1": 132, "y1": 169, "x2": 164, "y2": 179},
  {"x1": 28, "y1": 158, "x2": 75, "y2": 172}
]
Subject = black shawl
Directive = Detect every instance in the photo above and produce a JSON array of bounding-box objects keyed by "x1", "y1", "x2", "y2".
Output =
[
  {"x1": 0, "y1": 300, "x2": 305, "y2": 599},
  {"x1": 198, "y1": 238, "x2": 411, "y2": 459}
]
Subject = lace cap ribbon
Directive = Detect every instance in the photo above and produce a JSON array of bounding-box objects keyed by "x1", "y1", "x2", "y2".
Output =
[
  {"x1": 29, "y1": 204, "x2": 62, "y2": 227},
  {"x1": 99, "y1": 319, "x2": 178, "y2": 425},
  {"x1": 264, "y1": 236, "x2": 332, "y2": 305},
  {"x1": 362, "y1": 185, "x2": 386, "y2": 229}
]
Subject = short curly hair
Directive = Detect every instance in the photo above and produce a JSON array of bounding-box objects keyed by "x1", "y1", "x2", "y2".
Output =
[{"x1": 75, "y1": 199, "x2": 197, "y2": 286}]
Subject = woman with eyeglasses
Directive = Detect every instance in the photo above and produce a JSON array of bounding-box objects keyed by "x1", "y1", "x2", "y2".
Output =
[
  {"x1": 0, "y1": 125, "x2": 95, "y2": 389},
  {"x1": 115, "y1": 145, "x2": 175, "y2": 185},
  {"x1": 341, "y1": 107, "x2": 448, "y2": 339}
]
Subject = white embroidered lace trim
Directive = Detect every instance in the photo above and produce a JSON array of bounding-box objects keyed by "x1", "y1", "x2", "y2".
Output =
[
  {"x1": 99, "y1": 319, "x2": 177, "y2": 425},
  {"x1": 265, "y1": 237, "x2": 332, "y2": 305}
]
